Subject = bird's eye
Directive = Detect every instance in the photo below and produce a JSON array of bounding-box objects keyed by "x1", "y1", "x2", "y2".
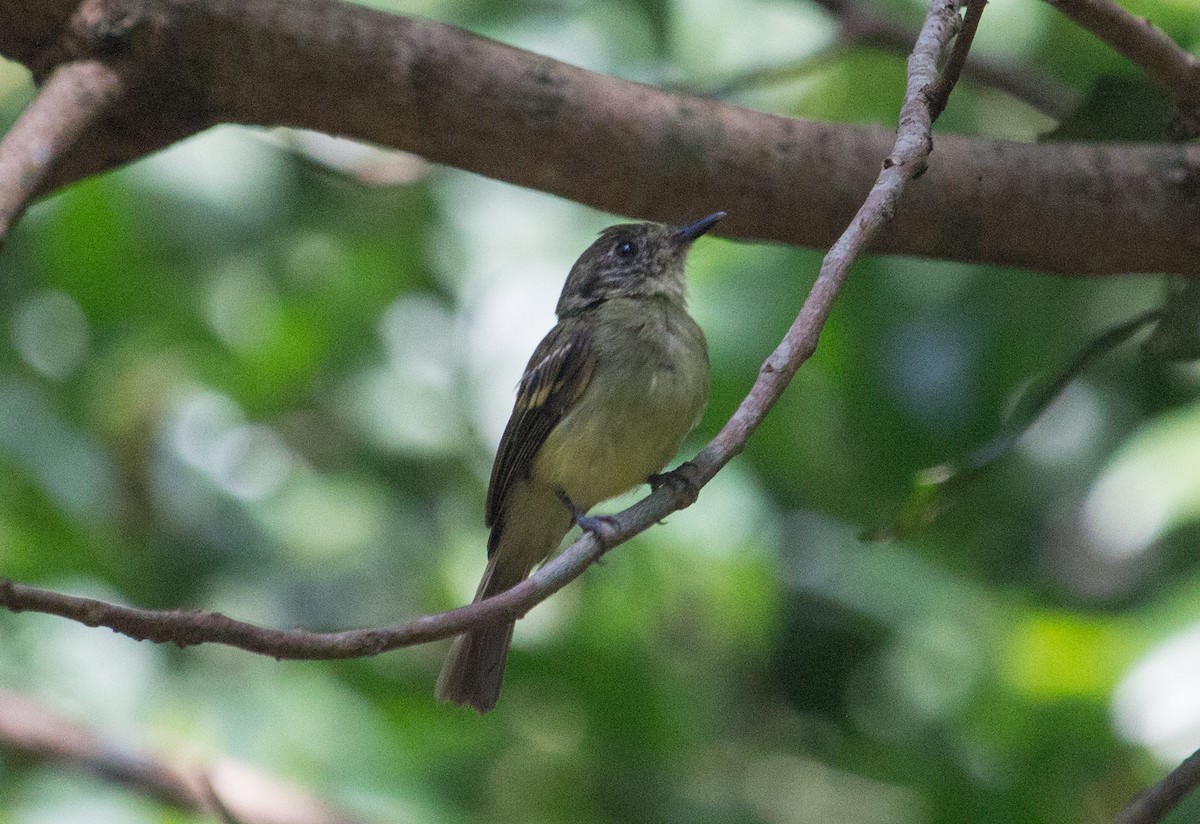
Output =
[{"x1": 616, "y1": 240, "x2": 638, "y2": 258}]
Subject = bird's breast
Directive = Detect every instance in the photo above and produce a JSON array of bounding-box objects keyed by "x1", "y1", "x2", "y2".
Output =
[{"x1": 530, "y1": 307, "x2": 708, "y2": 511}]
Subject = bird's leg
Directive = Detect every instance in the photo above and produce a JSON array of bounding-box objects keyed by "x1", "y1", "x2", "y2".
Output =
[
  {"x1": 556, "y1": 490, "x2": 620, "y2": 544},
  {"x1": 647, "y1": 461, "x2": 702, "y2": 507}
]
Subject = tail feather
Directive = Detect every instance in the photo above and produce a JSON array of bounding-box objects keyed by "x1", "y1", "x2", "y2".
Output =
[
  {"x1": 435, "y1": 556, "x2": 531, "y2": 713},
  {"x1": 438, "y1": 483, "x2": 575, "y2": 712}
]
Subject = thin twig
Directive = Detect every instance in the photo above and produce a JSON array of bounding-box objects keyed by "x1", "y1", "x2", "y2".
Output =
[
  {"x1": 869, "y1": 306, "x2": 1163, "y2": 540},
  {"x1": 0, "y1": 689, "x2": 370, "y2": 824},
  {"x1": 967, "y1": 306, "x2": 1161, "y2": 469},
  {"x1": 0, "y1": 59, "x2": 124, "y2": 243},
  {"x1": 0, "y1": 0, "x2": 975, "y2": 660},
  {"x1": 807, "y1": 0, "x2": 1077, "y2": 118},
  {"x1": 700, "y1": 47, "x2": 850, "y2": 98},
  {"x1": 930, "y1": 0, "x2": 987, "y2": 119},
  {"x1": 1043, "y1": 0, "x2": 1200, "y2": 136},
  {"x1": 1115, "y1": 748, "x2": 1200, "y2": 824},
  {"x1": 691, "y1": 0, "x2": 966, "y2": 475}
]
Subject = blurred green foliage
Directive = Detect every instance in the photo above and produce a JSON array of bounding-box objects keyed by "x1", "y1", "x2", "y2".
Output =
[{"x1": 2, "y1": 0, "x2": 1200, "y2": 822}]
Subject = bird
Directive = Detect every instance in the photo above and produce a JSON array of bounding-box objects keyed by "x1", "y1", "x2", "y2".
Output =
[{"x1": 436, "y1": 211, "x2": 723, "y2": 713}]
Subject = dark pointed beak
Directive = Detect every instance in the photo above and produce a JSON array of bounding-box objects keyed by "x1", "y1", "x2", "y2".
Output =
[{"x1": 672, "y1": 211, "x2": 726, "y2": 245}]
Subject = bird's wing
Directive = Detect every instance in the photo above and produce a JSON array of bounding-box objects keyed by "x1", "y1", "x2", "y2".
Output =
[{"x1": 485, "y1": 323, "x2": 595, "y2": 551}]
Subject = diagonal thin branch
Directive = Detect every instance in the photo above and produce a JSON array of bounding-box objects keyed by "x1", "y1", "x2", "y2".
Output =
[
  {"x1": 0, "y1": 59, "x2": 124, "y2": 243},
  {"x1": 0, "y1": 688, "x2": 372, "y2": 824},
  {"x1": 690, "y1": 0, "x2": 967, "y2": 477},
  {"x1": 807, "y1": 0, "x2": 1077, "y2": 118},
  {"x1": 930, "y1": 0, "x2": 987, "y2": 119},
  {"x1": 1115, "y1": 748, "x2": 1200, "y2": 824},
  {"x1": 0, "y1": 0, "x2": 973, "y2": 659},
  {"x1": 1043, "y1": 0, "x2": 1200, "y2": 135}
]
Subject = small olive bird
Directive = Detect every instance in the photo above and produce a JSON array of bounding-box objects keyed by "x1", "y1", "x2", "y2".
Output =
[{"x1": 436, "y1": 212, "x2": 724, "y2": 713}]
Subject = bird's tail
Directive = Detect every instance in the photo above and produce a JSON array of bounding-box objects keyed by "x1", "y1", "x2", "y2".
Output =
[
  {"x1": 435, "y1": 552, "x2": 535, "y2": 713},
  {"x1": 438, "y1": 483, "x2": 574, "y2": 713}
]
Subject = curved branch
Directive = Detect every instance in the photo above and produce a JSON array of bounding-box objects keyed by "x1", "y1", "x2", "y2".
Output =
[
  {"x1": 1115, "y1": 748, "x2": 1200, "y2": 824},
  {"x1": 1044, "y1": 0, "x2": 1200, "y2": 136},
  {"x1": 0, "y1": 59, "x2": 124, "y2": 242},
  {"x1": 0, "y1": 0, "x2": 971, "y2": 658},
  {"x1": 809, "y1": 0, "x2": 1079, "y2": 118},
  {"x1": 0, "y1": 0, "x2": 1197, "y2": 275},
  {"x1": 0, "y1": 688, "x2": 371, "y2": 824}
]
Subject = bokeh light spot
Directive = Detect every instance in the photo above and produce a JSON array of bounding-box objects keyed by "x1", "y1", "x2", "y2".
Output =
[{"x1": 11, "y1": 289, "x2": 90, "y2": 381}]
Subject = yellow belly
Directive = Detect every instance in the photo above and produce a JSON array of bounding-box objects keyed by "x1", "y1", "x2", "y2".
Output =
[{"x1": 530, "y1": 362, "x2": 706, "y2": 511}]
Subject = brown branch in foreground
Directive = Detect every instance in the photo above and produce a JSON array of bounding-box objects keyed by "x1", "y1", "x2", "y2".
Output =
[
  {"x1": 1115, "y1": 748, "x2": 1200, "y2": 824},
  {"x1": 0, "y1": 0, "x2": 1197, "y2": 276},
  {"x1": 1044, "y1": 0, "x2": 1200, "y2": 136},
  {"x1": 0, "y1": 688, "x2": 371, "y2": 824},
  {"x1": 0, "y1": 58, "x2": 123, "y2": 242},
  {"x1": 809, "y1": 0, "x2": 1077, "y2": 118},
  {"x1": 0, "y1": 0, "x2": 971, "y2": 657}
]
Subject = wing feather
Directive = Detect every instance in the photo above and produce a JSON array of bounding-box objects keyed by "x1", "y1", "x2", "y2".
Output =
[{"x1": 485, "y1": 324, "x2": 594, "y2": 551}]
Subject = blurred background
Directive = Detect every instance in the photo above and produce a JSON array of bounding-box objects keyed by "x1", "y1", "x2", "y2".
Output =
[{"x1": 1, "y1": 0, "x2": 1200, "y2": 821}]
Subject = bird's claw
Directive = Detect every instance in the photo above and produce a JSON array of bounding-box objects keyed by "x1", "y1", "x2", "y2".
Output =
[
  {"x1": 556, "y1": 490, "x2": 620, "y2": 545},
  {"x1": 647, "y1": 461, "x2": 702, "y2": 506}
]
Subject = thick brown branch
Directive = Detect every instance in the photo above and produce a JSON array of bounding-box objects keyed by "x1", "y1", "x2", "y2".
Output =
[
  {"x1": 0, "y1": 0, "x2": 972, "y2": 660},
  {"x1": 0, "y1": 0, "x2": 1197, "y2": 275},
  {"x1": 1044, "y1": 0, "x2": 1200, "y2": 135},
  {"x1": 0, "y1": 689, "x2": 371, "y2": 824},
  {"x1": 1114, "y1": 749, "x2": 1200, "y2": 824},
  {"x1": 0, "y1": 59, "x2": 124, "y2": 241}
]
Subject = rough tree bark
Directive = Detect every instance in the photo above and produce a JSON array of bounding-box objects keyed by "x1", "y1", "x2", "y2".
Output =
[{"x1": 0, "y1": 0, "x2": 1197, "y2": 275}]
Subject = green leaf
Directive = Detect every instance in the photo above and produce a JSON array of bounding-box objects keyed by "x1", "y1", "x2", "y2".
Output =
[
  {"x1": 1041, "y1": 75, "x2": 1175, "y2": 142},
  {"x1": 1144, "y1": 280, "x2": 1200, "y2": 362},
  {"x1": 871, "y1": 308, "x2": 1162, "y2": 540}
]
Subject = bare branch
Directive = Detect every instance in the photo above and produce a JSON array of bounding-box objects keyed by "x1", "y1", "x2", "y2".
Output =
[
  {"x1": 0, "y1": 0, "x2": 974, "y2": 659},
  {"x1": 1115, "y1": 749, "x2": 1200, "y2": 824},
  {"x1": 688, "y1": 0, "x2": 968, "y2": 475},
  {"x1": 0, "y1": 59, "x2": 123, "y2": 242},
  {"x1": 930, "y1": 0, "x2": 987, "y2": 119},
  {"x1": 0, "y1": 0, "x2": 1196, "y2": 276},
  {"x1": 1044, "y1": 0, "x2": 1200, "y2": 136},
  {"x1": 809, "y1": 0, "x2": 1078, "y2": 118},
  {"x1": 0, "y1": 688, "x2": 372, "y2": 824}
]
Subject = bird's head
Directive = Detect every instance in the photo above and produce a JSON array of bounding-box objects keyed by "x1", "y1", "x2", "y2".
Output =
[{"x1": 556, "y1": 212, "x2": 725, "y2": 317}]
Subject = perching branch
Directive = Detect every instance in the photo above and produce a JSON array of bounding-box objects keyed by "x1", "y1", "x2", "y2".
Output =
[
  {"x1": 0, "y1": 0, "x2": 1198, "y2": 275},
  {"x1": 1114, "y1": 748, "x2": 1200, "y2": 824},
  {"x1": 0, "y1": 688, "x2": 372, "y2": 824},
  {"x1": 1043, "y1": 0, "x2": 1200, "y2": 136},
  {"x1": 689, "y1": 0, "x2": 971, "y2": 477},
  {"x1": 0, "y1": 59, "x2": 124, "y2": 240},
  {"x1": 0, "y1": 0, "x2": 974, "y2": 658}
]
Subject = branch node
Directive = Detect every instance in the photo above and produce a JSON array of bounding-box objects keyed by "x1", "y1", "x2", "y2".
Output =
[
  {"x1": 69, "y1": 0, "x2": 151, "y2": 60},
  {"x1": 582, "y1": 516, "x2": 621, "y2": 548}
]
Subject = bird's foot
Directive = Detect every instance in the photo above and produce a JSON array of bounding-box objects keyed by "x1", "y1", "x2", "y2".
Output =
[
  {"x1": 556, "y1": 490, "x2": 620, "y2": 546},
  {"x1": 647, "y1": 461, "x2": 702, "y2": 507}
]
